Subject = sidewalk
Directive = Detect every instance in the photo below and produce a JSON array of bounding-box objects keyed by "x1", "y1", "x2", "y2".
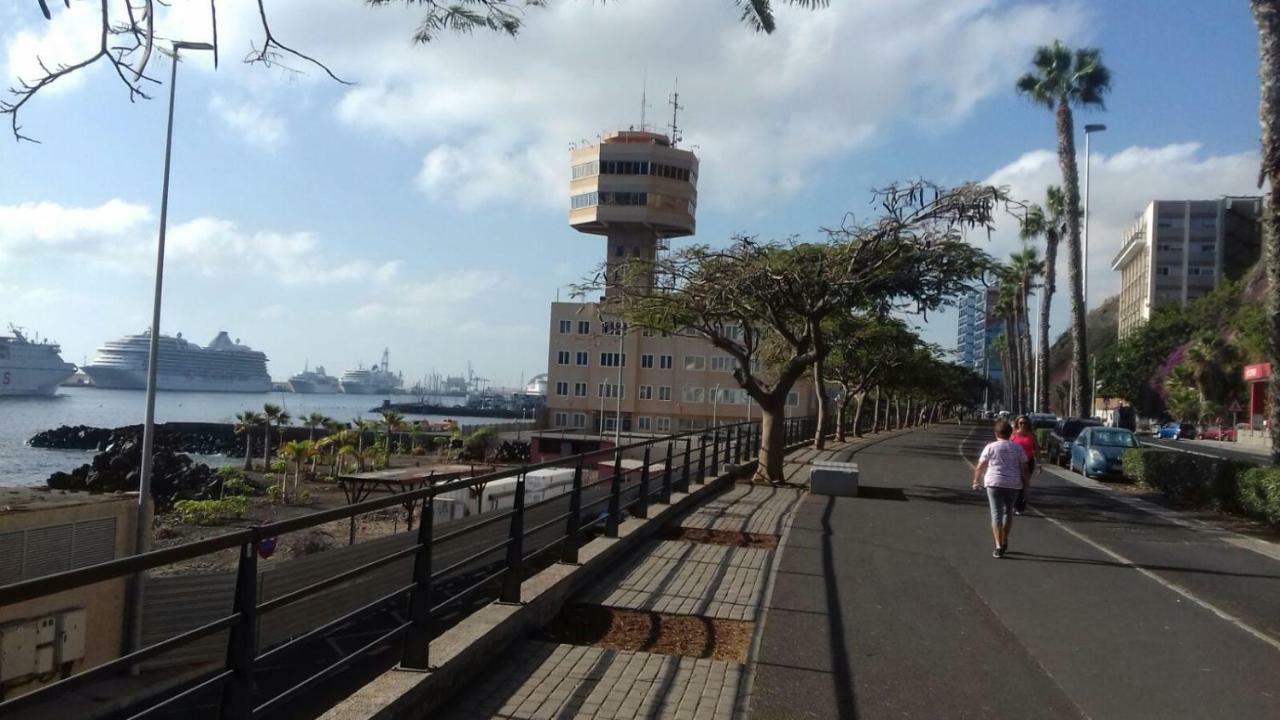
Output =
[{"x1": 435, "y1": 437, "x2": 871, "y2": 719}]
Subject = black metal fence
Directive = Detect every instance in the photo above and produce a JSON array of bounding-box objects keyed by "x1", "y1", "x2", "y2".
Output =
[{"x1": 0, "y1": 415, "x2": 819, "y2": 720}]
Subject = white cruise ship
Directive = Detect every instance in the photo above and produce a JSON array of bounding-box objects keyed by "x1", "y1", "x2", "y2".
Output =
[
  {"x1": 289, "y1": 365, "x2": 340, "y2": 394},
  {"x1": 82, "y1": 330, "x2": 271, "y2": 393},
  {"x1": 0, "y1": 326, "x2": 76, "y2": 396},
  {"x1": 339, "y1": 348, "x2": 403, "y2": 395}
]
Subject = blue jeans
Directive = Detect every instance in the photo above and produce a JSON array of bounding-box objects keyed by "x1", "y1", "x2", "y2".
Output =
[{"x1": 987, "y1": 487, "x2": 1019, "y2": 527}]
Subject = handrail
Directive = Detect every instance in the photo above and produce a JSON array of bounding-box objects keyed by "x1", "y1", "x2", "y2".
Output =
[{"x1": 0, "y1": 416, "x2": 802, "y2": 719}]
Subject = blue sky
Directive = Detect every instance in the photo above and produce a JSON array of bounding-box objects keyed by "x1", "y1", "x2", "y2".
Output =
[{"x1": 0, "y1": 0, "x2": 1266, "y2": 386}]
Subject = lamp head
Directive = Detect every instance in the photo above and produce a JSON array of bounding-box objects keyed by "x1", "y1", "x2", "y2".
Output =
[{"x1": 1084, "y1": 123, "x2": 1107, "y2": 133}]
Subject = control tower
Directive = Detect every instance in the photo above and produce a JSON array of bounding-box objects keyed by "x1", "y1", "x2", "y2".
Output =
[{"x1": 568, "y1": 130, "x2": 699, "y2": 295}]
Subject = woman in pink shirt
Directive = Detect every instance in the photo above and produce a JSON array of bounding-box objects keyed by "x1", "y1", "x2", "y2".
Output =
[
  {"x1": 971, "y1": 420, "x2": 1029, "y2": 558},
  {"x1": 1010, "y1": 415, "x2": 1038, "y2": 515}
]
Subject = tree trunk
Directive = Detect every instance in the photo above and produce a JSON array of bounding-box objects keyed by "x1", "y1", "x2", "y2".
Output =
[
  {"x1": 1255, "y1": 0, "x2": 1280, "y2": 464},
  {"x1": 872, "y1": 387, "x2": 881, "y2": 432},
  {"x1": 755, "y1": 396, "x2": 788, "y2": 483},
  {"x1": 812, "y1": 355, "x2": 828, "y2": 450},
  {"x1": 905, "y1": 398, "x2": 914, "y2": 428},
  {"x1": 243, "y1": 435, "x2": 253, "y2": 471},
  {"x1": 1055, "y1": 97, "x2": 1090, "y2": 418},
  {"x1": 1038, "y1": 232, "x2": 1057, "y2": 413},
  {"x1": 262, "y1": 423, "x2": 272, "y2": 467},
  {"x1": 893, "y1": 396, "x2": 901, "y2": 429},
  {"x1": 852, "y1": 392, "x2": 866, "y2": 438},
  {"x1": 834, "y1": 391, "x2": 847, "y2": 443}
]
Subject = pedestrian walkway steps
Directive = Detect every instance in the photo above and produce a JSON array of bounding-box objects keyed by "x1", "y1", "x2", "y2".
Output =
[
  {"x1": 678, "y1": 485, "x2": 805, "y2": 536},
  {"x1": 442, "y1": 642, "x2": 744, "y2": 720}
]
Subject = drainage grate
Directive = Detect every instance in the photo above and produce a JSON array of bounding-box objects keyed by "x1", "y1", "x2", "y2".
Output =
[
  {"x1": 539, "y1": 604, "x2": 753, "y2": 662},
  {"x1": 661, "y1": 526, "x2": 779, "y2": 549}
]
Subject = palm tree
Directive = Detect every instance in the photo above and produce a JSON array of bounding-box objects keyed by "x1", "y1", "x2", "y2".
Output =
[
  {"x1": 262, "y1": 403, "x2": 283, "y2": 467},
  {"x1": 1185, "y1": 333, "x2": 1243, "y2": 406},
  {"x1": 1254, "y1": 1, "x2": 1280, "y2": 463},
  {"x1": 1017, "y1": 40, "x2": 1111, "y2": 418},
  {"x1": 233, "y1": 411, "x2": 264, "y2": 471},
  {"x1": 304, "y1": 412, "x2": 327, "y2": 442},
  {"x1": 337, "y1": 443, "x2": 359, "y2": 475},
  {"x1": 352, "y1": 418, "x2": 371, "y2": 454},
  {"x1": 1009, "y1": 246, "x2": 1044, "y2": 413},
  {"x1": 277, "y1": 439, "x2": 309, "y2": 500},
  {"x1": 379, "y1": 409, "x2": 405, "y2": 460},
  {"x1": 1022, "y1": 187, "x2": 1066, "y2": 413},
  {"x1": 991, "y1": 332, "x2": 1010, "y2": 410}
]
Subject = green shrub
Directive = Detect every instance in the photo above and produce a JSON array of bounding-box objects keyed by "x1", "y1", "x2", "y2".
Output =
[
  {"x1": 1237, "y1": 468, "x2": 1280, "y2": 526},
  {"x1": 173, "y1": 497, "x2": 249, "y2": 525},
  {"x1": 1121, "y1": 448, "x2": 1251, "y2": 511}
]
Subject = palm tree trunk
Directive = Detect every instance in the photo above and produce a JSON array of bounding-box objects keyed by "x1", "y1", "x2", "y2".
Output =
[
  {"x1": 262, "y1": 423, "x2": 271, "y2": 467},
  {"x1": 243, "y1": 435, "x2": 253, "y2": 471},
  {"x1": 1020, "y1": 292, "x2": 1032, "y2": 412},
  {"x1": 1056, "y1": 97, "x2": 1090, "y2": 418},
  {"x1": 1038, "y1": 237, "x2": 1058, "y2": 412},
  {"x1": 1255, "y1": 0, "x2": 1280, "y2": 464}
]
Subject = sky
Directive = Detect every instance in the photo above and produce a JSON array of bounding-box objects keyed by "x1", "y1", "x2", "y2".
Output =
[{"x1": 0, "y1": 0, "x2": 1266, "y2": 387}]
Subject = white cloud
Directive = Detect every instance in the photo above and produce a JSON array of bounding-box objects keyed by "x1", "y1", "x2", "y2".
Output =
[
  {"x1": 985, "y1": 142, "x2": 1261, "y2": 305},
  {"x1": 3, "y1": 1, "x2": 103, "y2": 98},
  {"x1": 209, "y1": 95, "x2": 287, "y2": 150},
  {"x1": 0, "y1": 199, "x2": 151, "y2": 259}
]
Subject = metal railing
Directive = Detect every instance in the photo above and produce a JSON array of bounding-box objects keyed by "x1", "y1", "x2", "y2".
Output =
[{"x1": 0, "y1": 416, "x2": 815, "y2": 719}]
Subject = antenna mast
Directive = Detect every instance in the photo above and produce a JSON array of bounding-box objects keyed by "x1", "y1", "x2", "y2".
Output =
[
  {"x1": 640, "y1": 71, "x2": 649, "y2": 131},
  {"x1": 668, "y1": 78, "x2": 683, "y2": 147}
]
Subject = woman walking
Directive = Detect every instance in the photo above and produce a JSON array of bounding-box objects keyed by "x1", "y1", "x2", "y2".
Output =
[
  {"x1": 1011, "y1": 415, "x2": 1038, "y2": 515},
  {"x1": 972, "y1": 420, "x2": 1029, "y2": 558}
]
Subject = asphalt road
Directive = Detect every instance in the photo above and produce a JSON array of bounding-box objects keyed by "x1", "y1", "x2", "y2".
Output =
[
  {"x1": 751, "y1": 423, "x2": 1280, "y2": 720},
  {"x1": 1140, "y1": 435, "x2": 1271, "y2": 464}
]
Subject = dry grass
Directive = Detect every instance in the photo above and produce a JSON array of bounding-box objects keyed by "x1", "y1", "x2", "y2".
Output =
[
  {"x1": 662, "y1": 526, "x2": 779, "y2": 549},
  {"x1": 540, "y1": 604, "x2": 753, "y2": 662}
]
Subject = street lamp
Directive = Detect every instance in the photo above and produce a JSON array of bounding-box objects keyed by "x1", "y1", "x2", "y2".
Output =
[
  {"x1": 1083, "y1": 123, "x2": 1106, "y2": 415},
  {"x1": 131, "y1": 40, "x2": 215, "y2": 653},
  {"x1": 711, "y1": 383, "x2": 721, "y2": 427}
]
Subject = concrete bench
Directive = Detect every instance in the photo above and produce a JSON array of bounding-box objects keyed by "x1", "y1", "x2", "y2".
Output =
[{"x1": 810, "y1": 461, "x2": 860, "y2": 496}]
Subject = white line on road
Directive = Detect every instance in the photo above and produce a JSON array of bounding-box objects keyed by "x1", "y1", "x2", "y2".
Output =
[{"x1": 958, "y1": 428, "x2": 1280, "y2": 655}]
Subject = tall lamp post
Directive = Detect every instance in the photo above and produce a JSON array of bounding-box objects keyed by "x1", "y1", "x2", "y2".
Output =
[
  {"x1": 130, "y1": 40, "x2": 215, "y2": 653},
  {"x1": 1082, "y1": 123, "x2": 1106, "y2": 416}
]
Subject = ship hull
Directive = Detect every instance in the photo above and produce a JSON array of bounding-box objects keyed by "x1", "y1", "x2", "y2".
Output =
[
  {"x1": 289, "y1": 379, "x2": 340, "y2": 394},
  {"x1": 0, "y1": 364, "x2": 76, "y2": 396},
  {"x1": 339, "y1": 381, "x2": 399, "y2": 395},
  {"x1": 81, "y1": 365, "x2": 271, "y2": 393}
]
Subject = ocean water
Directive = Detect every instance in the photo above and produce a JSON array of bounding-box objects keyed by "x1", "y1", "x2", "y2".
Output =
[{"x1": 0, "y1": 387, "x2": 469, "y2": 487}]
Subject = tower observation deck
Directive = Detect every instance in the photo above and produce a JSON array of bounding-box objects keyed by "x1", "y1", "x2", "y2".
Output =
[{"x1": 568, "y1": 130, "x2": 699, "y2": 295}]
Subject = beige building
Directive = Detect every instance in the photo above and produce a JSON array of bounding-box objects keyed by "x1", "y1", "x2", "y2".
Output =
[
  {"x1": 1111, "y1": 197, "x2": 1261, "y2": 337},
  {"x1": 549, "y1": 129, "x2": 813, "y2": 432}
]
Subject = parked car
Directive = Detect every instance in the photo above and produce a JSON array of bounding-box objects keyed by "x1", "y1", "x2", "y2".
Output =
[
  {"x1": 1028, "y1": 413, "x2": 1058, "y2": 430},
  {"x1": 1046, "y1": 417, "x2": 1103, "y2": 467},
  {"x1": 1197, "y1": 426, "x2": 1237, "y2": 442},
  {"x1": 1155, "y1": 422, "x2": 1197, "y2": 440},
  {"x1": 1070, "y1": 427, "x2": 1140, "y2": 479}
]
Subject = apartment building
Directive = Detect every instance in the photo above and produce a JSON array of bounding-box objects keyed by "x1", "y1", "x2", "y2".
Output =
[
  {"x1": 547, "y1": 128, "x2": 813, "y2": 433},
  {"x1": 1112, "y1": 197, "x2": 1262, "y2": 337},
  {"x1": 955, "y1": 287, "x2": 1004, "y2": 383}
]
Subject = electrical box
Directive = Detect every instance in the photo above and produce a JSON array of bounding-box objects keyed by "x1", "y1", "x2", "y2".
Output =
[
  {"x1": 0, "y1": 622, "x2": 37, "y2": 682},
  {"x1": 35, "y1": 645, "x2": 55, "y2": 674},
  {"x1": 56, "y1": 609, "x2": 87, "y2": 663},
  {"x1": 34, "y1": 616, "x2": 56, "y2": 645}
]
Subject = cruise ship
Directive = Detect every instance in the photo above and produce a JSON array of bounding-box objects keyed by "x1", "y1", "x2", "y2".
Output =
[
  {"x1": 82, "y1": 331, "x2": 271, "y2": 393},
  {"x1": 339, "y1": 349, "x2": 403, "y2": 395},
  {"x1": 0, "y1": 326, "x2": 76, "y2": 396},
  {"x1": 289, "y1": 364, "x2": 340, "y2": 394}
]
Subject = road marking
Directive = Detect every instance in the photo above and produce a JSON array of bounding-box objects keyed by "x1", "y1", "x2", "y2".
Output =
[{"x1": 958, "y1": 431, "x2": 1280, "y2": 655}]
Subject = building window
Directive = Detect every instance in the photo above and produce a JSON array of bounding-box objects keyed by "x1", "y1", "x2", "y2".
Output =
[
  {"x1": 637, "y1": 416, "x2": 652, "y2": 431},
  {"x1": 555, "y1": 381, "x2": 569, "y2": 396},
  {"x1": 574, "y1": 382, "x2": 588, "y2": 397},
  {"x1": 660, "y1": 354, "x2": 673, "y2": 370},
  {"x1": 710, "y1": 356, "x2": 734, "y2": 372},
  {"x1": 639, "y1": 385, "x2": 653, "y2": 400},
  {"x1": 684, "y1": 355, "x2": 705, "y2": 371},
  {"x1": 577, "y1": 320, "x2": 591, "y2": 334},
  {"x1": 571, "y1": 160, "x2": 599, "y2": 179},
  {"x1": 557, "y1": 350, "x2": 570, "y2": 365},
  {"x1": 787, "y1": 391, "x2": 800, "y2": 407},
  {"x1": 554, "y1": 412, "x2": 568, "y2": 426},
  {"x1": 600, "y1": 352, "x2": 626, "y2": 367},
  {"x1": 655, "y1": 417, "x2": 671, "y2": 433},
  {"x1": 576, "y1": 351, "x2": 589, "y2": 366},
  {"x1": 598, "y1": 383, "x2": 624, "y2": 399},
  {"x1": 658, "y1": 386, "x2": 672, "y2": 401},
  {"x1": 683, "y1": 386, "x2": 705, "y2": 403},
  {"x1": 1156, "y1": 266, "x2": 1171, "y2": 276},
  {"x1": 558, "y1": 319, "x2": 571, "y2": 334},
  {"x1": 602, "y1": 320, "x2": 626, "y2": 336},
  {"x1": 641, "y1": 354, "x2": 654, "y2": 368},
  {"x1": 573, "y1": 413, "x2": 586, "y2": 428},
  {"x1": 570, "y1": 191, "x2": 598, "y2": 210}
]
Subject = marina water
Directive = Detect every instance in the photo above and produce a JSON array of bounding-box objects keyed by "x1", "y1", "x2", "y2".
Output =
[{"x1": 0, "y1": 387, "x2": 467, "y2": 486}]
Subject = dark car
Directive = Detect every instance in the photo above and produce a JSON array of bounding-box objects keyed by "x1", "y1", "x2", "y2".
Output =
[{"x1": 1047, "y1": 417, "x2": 1103, "y2": 467}]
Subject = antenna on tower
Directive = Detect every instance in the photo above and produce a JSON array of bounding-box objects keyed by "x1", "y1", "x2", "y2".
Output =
[
  {"x1": 668, "y1": 77, "x2": 683, "y2": 147},
  {"x1": 639, "y1": 71, "x2": 650, "y2": 131}
]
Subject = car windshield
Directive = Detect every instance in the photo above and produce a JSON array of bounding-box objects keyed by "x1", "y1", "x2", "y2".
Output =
[{"x1": 1093, "y1": 430, "x2": 1138, "y2": 448}]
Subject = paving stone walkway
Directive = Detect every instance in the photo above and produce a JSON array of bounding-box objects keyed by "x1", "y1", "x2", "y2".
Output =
[{"x1": 438, "y1": 443, "x2": 862, "y2": 720}]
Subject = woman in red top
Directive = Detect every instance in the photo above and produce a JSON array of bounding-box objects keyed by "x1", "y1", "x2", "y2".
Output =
[{"x1": 1011, "y1": 415, "x2": 1038, "y2": 514}]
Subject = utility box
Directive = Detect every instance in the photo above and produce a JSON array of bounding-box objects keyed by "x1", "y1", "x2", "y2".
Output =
[
  {"x1": 0, "y1": 622, "x2": 37, "y2": 682},
  {"x1": 810, "y1": 461, "x2": 859, "y2": 497},
  {"x1": 57, "y1": 608, "x2": 87, "y2": 663}
]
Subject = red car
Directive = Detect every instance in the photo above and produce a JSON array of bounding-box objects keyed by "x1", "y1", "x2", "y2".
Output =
[{"x1": 1196, "y1": 426, "x2": 1237, "y2": 442}]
